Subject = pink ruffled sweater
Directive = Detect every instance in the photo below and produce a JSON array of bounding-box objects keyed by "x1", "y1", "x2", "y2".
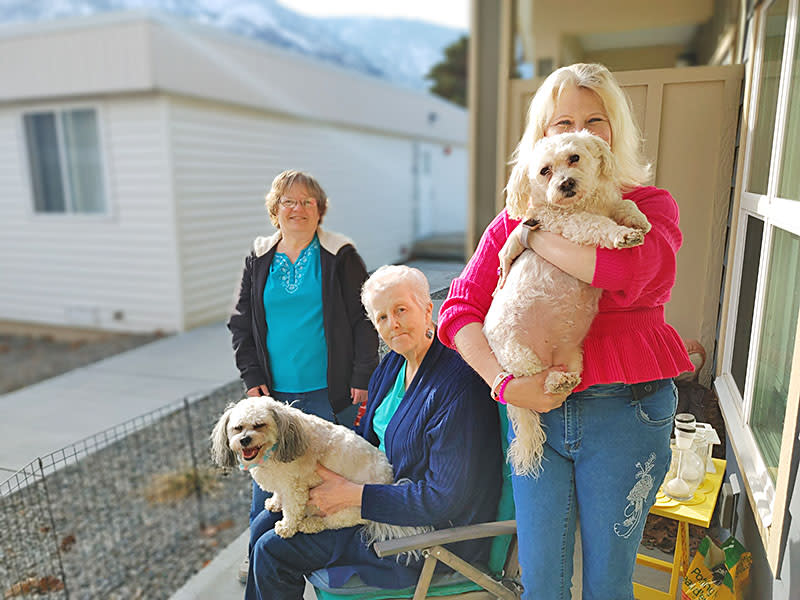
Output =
[{"x1": 438, "y1": 186, "x2": 694, "y2": 392}]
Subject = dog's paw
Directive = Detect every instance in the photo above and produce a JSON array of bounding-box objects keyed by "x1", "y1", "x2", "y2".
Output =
[
  {"x1": 264, "y1": 497, "x2": 282, "y2": 512},
  {"x1": 298, "y1": 516, "x2": 325, "y2": 534},
  {"x1": 274, "y1": 520, "x2": 297, "y2": 538},
  {"x1": 614, "y1": 228, "x2": 645, "y2": 248},
  {"x1": 545, "y1": 371, "x2": 581, "y2": 395},
  {"x1": 618, "y1": 213, "x2": 651, "y2": 233}
]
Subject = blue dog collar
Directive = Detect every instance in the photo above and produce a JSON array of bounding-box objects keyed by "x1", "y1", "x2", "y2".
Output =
[{"x1": 238, "y1": 442, "x2": 278, "y2": 471}]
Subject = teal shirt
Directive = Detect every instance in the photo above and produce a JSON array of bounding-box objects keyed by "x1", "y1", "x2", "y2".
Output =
[
  {"x1": 264, "y1": 235, "x2": 327, "y2": 393},
  {"x1": 372, "y1": 361, "x2": 406, "y2": 452}
]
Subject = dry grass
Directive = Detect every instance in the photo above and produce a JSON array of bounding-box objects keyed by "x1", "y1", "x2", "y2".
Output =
[{"x1": 143, "y1": 466, "x2": 221, "y2": 504}]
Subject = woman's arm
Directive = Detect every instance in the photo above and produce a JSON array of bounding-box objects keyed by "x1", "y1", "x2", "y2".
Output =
[
  {"x1": 528, "y1": 229, "x2": 596, "y2": 284},
  {"x1": 454, "y1": 323, "x2": 567, "y2": 412},
  {"x1": 514, "y1": 189, "x2": 682, "y2": 300},
  {"x1": 358, "y1": 372, "x2": 502, "y2": 527},
  {"x1": 227, "y1": 253, "x2": 269, "y2": 391},
  {"x1": 498, "y1": 224, "x2": 596, "y2": 286}
]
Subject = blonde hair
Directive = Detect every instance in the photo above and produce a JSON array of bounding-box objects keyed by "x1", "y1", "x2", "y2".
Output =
[
  {"x1": 361, "y1": 265, "x2": 431, "y2": 325},
  {"x1": 514, "y1": 63, "x2": 651, "y2": 190},
  {"x1": 264, "y1": 170, "x2": 329, "y2": 228}
]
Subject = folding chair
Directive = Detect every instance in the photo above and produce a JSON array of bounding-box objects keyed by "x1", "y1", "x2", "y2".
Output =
[{"x1": 308, "y1": 405, "x2": 522, "y2": 599}]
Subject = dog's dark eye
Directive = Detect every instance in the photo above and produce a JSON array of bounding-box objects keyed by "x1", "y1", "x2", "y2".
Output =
[
  {"x1": 568, "y1": 154, "x2": 580, "y2": 164},
  {"x1": 233, "y1": 426, "x2": 243, "y2": 432},
  {"x1": 254, "y1": 423, "x2": 264, "y2": 429},
  {"x1": 539, "y1": 166, "x2": 551, "y2": 176}
]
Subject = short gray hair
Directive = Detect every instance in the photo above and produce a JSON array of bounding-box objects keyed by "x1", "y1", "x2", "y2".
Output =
[{"x1": 361, "y1": 265, "x2": 431, "y2": 325}]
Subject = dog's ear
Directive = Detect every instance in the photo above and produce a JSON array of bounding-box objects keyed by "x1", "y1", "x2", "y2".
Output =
[
  {"x1": 210, "y1": 403, "x2": 238, "y2": 469},
  {"x1": 593, "y1": 137, "x2": 618, "y2": 181},
  {"x1": 270, "y1": 405, "x2": 308, "y2": 463},
  {"x1": 504, "y1": 158, "x2": 532, "y2": 220}
]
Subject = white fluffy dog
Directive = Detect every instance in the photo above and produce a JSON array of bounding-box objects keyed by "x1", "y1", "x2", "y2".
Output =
[
  {"x1": 486, "y1": 130, "x2": 651, "y2": 476},
  {"x1": 211, "y1": 396, "x2": 425, "y2": 543}
]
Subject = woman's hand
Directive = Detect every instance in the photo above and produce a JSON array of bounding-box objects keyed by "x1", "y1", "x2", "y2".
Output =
[
  {"x1": 246, "y1": 384, "x2": 270, "y2": 397},
  {"x1": 308, "y1": 464, "x2": 364, "y2": 516},
  {"x1": 502, "y1": 367, "x2": 570, "y2": 413},
  {"x1": 350, "y1": 387, "x2": 368, "y2": 405}
]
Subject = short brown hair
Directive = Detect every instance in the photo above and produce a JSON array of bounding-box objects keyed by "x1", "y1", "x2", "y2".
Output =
[{"x1": 264, "y1": 170, "x2": 329, "y2": 228}]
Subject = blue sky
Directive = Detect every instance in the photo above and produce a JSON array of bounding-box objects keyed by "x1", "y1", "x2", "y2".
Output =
[{"x1": 277, "y1": 0, "x2": 469, "y2": 30}]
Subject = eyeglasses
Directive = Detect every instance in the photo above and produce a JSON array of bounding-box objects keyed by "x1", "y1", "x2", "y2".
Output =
[{"x1": 279, "y1": 197, "x2": 317, "y2": 209}]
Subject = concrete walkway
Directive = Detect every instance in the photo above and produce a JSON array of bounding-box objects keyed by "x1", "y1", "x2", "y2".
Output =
[{"x1": 0, "y1": 321, "x2": 239, "y2": 475}]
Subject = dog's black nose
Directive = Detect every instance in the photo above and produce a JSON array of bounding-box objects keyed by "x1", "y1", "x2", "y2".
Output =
[
  {"x1": 240, "y1": 436, "x2": 251, "y2": 447},
  {"x1": 559, "y1": 177, "x2": 576, "y2": 193}
]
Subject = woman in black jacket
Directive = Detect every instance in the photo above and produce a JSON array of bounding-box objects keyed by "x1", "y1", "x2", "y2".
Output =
[{"x1": 228, "y1": 170, "x2": 379, "y2": 574}]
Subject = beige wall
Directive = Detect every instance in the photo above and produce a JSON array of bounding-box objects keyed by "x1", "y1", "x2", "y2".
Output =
[
  {"x1": 517, "y1": 0, "x2": 714, "y2": 71},
  {"x1": 584, "y1": 45, "x2": 685, "y2": 71}
]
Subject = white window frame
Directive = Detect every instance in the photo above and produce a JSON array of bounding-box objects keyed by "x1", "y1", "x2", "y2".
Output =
[
  {"x1": 20, "y1": 104, "x2": 110, "y2": 217},
  {"x1": 716, "y1": 0, "x2": 800, "y2": 574}
]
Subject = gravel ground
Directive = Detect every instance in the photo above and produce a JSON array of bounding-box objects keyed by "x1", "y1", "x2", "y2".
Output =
[
  {"x1": 0, "y1": 332, "x2": 164, "y2": 395},
  {"x1": 1, "y1": 382, "x2": 251, "y2": 600}
]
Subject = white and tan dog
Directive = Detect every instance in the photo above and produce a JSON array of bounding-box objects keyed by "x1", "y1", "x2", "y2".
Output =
[
  {"x1": 211, "y1": 396, "x2": 425, "y2": 543},
  {"x1": 487, "y1": 130, "x2": 651, "y2": 476}
]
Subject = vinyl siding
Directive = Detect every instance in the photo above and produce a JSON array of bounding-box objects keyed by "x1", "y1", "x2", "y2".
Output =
[
  {"x1": 0, "y1": 96, "x2": 181, "y2": 332},
  {"x1": 168, "y1": 97, "x2": 419, "y2": 330}
]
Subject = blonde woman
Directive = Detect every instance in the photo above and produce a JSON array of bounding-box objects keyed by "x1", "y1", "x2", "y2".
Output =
[{"x1": 438, "y1": 64, "x2": 693, "y2": 599}]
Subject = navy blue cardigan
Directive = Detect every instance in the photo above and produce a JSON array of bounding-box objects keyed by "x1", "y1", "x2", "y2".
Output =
[{"x1": 326, "y1": 336, "x2": 502, "y2": 587}]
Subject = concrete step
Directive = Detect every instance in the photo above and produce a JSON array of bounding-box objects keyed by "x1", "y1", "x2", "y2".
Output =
[{"x1": 411, "y1": 232, "x2": 466, "y2": 261}]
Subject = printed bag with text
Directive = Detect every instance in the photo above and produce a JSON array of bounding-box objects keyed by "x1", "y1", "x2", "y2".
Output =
[{"x1": 681, "y1": 536, "x2": 751, "y2": 600}]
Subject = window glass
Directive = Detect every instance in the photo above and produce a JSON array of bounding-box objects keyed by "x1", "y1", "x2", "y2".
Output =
[
  {"x1": 750, "y1": 227, "x2": 800, "y2": 482},
  {"x1": 24, "y1": 113, "x2": 65, "y2": 212},
  {"x1": 62, "y1": 109, "x2": 105, "y2": 213},
  {"x1": 747, "y1": 0, "x2": 788, "y2": 194},
  {"x1": 778, "y1": 12, "x2": 800, "y2": 200},
  {"x1": 24, "y1": 108, "x2": 106, "y2": 214},
  {"x1": 731, "y1": 216, "x2": 764, "y2": 395}
]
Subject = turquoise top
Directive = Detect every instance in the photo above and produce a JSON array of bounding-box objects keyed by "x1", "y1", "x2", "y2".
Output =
[
  {"x1": 373, "y1": 361, "x2": 406, "y2": 452},
  {"x1": 264, "y1": 235, "x2": 327, "y2": 392}
]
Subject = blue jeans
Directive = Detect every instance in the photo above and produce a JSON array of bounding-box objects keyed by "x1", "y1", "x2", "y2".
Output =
[
  {"x1": 511, "y1": 379, "x2": 676, "y2": 600},
  {"x1": 245, "y1": 510, "x2": 421, "y2": 600},
  {"x1": 250, "y1": 388, "x2": 359, "y2": 523}
]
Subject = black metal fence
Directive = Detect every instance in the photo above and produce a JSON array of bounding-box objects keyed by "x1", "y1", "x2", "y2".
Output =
[{"x1": 0, "y1": 381, "x2": 251, "y2": 600}]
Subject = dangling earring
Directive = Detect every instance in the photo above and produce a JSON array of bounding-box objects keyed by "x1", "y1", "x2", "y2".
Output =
[{"x1": 425, "y1": 328, "x2": 434, "y2": 339}]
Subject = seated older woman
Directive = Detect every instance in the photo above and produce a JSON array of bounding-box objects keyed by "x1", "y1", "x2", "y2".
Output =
[{"x1": 245, "y1": 265, "x2": 503, "y2": 599}]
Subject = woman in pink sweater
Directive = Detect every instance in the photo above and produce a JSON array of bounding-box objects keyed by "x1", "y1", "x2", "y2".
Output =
[{"x1": 439, "y1": 63, "x2": 693, "y2": 600}]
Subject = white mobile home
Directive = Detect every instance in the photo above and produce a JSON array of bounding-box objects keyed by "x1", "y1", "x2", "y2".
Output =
[{"x1": 0, "y1": 12, "x2": 467, "y2": 333}]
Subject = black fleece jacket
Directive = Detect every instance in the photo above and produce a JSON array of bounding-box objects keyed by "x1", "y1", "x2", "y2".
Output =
[{"x1": 227, "y1": 228, "x2": 379, "y2": 414}]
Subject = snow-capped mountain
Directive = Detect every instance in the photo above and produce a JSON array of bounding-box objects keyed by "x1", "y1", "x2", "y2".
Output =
[{"x1": 0, "y1": 0, "x2": 465, "y2": 91}]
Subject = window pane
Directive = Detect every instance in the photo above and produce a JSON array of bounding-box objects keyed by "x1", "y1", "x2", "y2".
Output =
[
  {"x1": 750, "y1": 227, "x2": 800, "y2": 482},
  {"x1": 778, "y1": 10, "x2": 800, "y2": 200},
  {"x1": 24, "y1": 113, "x2": 65, "y2": 212},
  {"x1": 62, "y1": 109, "x2": 105, "y2": 213},
  {"x1": 732, "y1": 215, "x2": 764, "y2": 395},
  {"x1": 747, "y1": 0, "x2": 788, "y2": 194}
]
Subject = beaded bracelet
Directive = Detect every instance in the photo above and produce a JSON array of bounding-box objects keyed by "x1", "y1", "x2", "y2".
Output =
[{"x1": 496, "y1": 373, "x2": 515, "y2": 405}]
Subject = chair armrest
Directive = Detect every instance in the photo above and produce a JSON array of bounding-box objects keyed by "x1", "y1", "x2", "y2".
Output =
[{"x1": 373, "y1": 520, "x2": 516, "y2": 557}]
